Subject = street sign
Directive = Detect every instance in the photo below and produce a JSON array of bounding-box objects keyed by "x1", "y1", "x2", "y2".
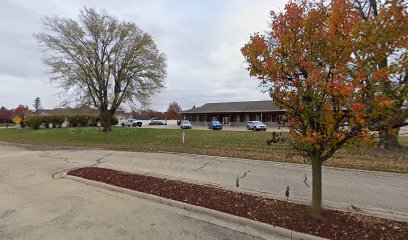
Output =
[{"x1": 12, "y1": 116, "x2": 22, "y2": 124}]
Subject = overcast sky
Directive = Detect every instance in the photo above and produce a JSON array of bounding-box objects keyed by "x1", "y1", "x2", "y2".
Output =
[{"x1": 0, "y1": 0, "x2": 286, "y2": 111}]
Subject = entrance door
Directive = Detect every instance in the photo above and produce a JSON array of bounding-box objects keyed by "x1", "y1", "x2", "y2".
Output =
[{"x1": 222, "y1": 117, "x2": 230, "y2": 125}]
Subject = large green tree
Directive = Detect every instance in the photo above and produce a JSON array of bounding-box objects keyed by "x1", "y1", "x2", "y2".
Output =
[
  {"x1": 242, "y1": 0, "x2": 406, "y2": 218},
  {"x1": 35, "y1": 8, "x2": 167, "y2": 131}
]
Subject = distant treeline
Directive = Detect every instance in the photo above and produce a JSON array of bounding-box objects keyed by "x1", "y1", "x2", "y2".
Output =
[
  {"x1": 0, "y1": 105, "x2": 29, "y2": 123},
  {"x1": 130, "y1": 110, "x2": 166, "y2": 120}
]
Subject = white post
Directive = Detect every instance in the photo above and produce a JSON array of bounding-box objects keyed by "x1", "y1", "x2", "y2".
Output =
[{"x1": 182, "y1": 131, "x2": 185, "y2": 143}]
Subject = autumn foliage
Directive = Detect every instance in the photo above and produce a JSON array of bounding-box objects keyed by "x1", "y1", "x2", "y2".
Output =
[
  {"x1": 0, "y1": 107, "x2": 13, "y2": 122},
  {"x1": 241, "y1": 0, "x2": 406, "y2": 217},
  {"x1": 0, "y1": 105, "x2": 29, "y2": 123},
  {"x1": 165, "y1": 101, "x2": 182, "y2": 120},
  {"x1": 354, "y1": 0, "x2": 408, "y2": 148}
]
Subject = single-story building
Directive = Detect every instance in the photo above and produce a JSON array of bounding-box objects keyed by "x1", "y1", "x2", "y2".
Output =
[{"x1": 182, "y1": 100, "x2": 286, "y2": 127}]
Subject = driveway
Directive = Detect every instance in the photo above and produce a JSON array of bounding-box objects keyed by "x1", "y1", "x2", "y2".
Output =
[
  {"x1": 0, "y1": 144, "x2": 265, "y2": 240},
  {"x1": 0, "y1": 143, "x2": 407, "y2": 239}
]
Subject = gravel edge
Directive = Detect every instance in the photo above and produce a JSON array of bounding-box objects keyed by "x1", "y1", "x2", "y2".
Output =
[{"x1": 64, "y1": 174, "x2": 327, "y2": 240}]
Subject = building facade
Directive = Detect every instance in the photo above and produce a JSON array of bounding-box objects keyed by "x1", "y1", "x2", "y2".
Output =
[{"x1": 182, "y1": 100, "x2": 286, "y2": 127}]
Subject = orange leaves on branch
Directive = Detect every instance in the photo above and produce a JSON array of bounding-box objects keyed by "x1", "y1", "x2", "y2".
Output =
[
  {"x1": 242, "y1": 0, "x2": 406, "y2": 217},
  {"x1": 242, "y1": 0, "x2": 406, "y2": 161}
]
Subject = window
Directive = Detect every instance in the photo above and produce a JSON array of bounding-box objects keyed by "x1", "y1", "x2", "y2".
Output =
[
  {"x1": 272, "y1": 115, "x2": 277, "y2": 122},
  {"x1": 222, "y1": 117, "x2": 230, "y2": 125},
  {"x1": 277, "y1": 115, "x2": 283, "y2": 124}
]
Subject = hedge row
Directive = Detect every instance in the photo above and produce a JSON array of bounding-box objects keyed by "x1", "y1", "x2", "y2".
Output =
[{"x1": 25, "y1": 114, "x2": 118, "y2": 130}]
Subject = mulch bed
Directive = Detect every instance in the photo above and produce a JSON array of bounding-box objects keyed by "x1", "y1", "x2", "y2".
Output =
[{"x1": 67, "y1": 167, "x2": 408, "y2": 240}]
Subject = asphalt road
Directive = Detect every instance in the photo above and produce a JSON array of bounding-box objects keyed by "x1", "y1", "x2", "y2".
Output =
[
  {"x1": 0, "y1": 142, "x2": 407, "y2": 239},
  {"x1": 0, "y1": 144, "x2": 265, "y2": 240}
]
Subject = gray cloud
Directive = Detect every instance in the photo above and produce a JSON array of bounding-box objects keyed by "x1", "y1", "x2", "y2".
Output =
[{"x1": 0, "y1": 0, "x2": 286, "y2": 111}]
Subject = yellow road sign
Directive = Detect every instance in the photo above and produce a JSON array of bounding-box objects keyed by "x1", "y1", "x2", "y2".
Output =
[{"x1": 12, "y1": 116, "x2": 22, "y2": 124}]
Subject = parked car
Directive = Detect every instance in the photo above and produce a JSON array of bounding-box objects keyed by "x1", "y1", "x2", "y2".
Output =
[
  {"x1": 208, "y1": 121, "x2": 222, "y2": 130},
  {"x1": 246, "y1": 121, "x2": 252, "y2": 130},
  {"x1": 121, "y1": 119, "x2": 142, "y2": 127},
  {"x1": 180, "y1": 120, "x2": 192, "y2": 129},
  {"x1": 247, "y1": 121, "x2": 267, "y2": 131},
  {"x1": 149, "y1": 119, "x2": 167, "y2": 125}
]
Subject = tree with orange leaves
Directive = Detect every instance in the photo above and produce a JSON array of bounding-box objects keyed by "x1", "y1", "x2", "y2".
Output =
[
  {"x1": 241, "y1": 0, "x2": 406, "y2": 218},
  {"x1": 165, "y1": 101, "x2": 182, "y2": 120},
  {"x1": 353, "y1": 0, "x2": 407, "y2": 149}
]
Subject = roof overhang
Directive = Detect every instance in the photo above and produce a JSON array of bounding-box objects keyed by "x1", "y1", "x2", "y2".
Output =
[{"x1": 182, "y1": 109, "x2": 286, "y2": 114}]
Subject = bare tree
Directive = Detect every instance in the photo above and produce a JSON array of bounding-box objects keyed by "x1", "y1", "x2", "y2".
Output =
[{"x1": 34, "y1": 8, "x2": 167, "y2": 131}]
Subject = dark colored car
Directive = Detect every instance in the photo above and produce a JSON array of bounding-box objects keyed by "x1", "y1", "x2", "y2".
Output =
[
  {"x1": 149, "y1": 120, "x2": 167, "y2": 125},
  {"x1": 208, "y1": 121, "x2": 222, "y2": 130}
]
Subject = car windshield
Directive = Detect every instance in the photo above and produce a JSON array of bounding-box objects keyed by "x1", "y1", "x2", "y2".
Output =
[
  {"x1": 253, "y1": 121, "x2": 262, "y2": 125},
  {"x1": 181, "y1": 121, "x2": 189, "y2": 124},
  {"x1": 212, "y1": 121, "x2": 220, "y2": 124}
]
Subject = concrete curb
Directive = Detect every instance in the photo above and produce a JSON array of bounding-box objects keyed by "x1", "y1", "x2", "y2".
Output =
[
  {"x1": 2, "y1": 141, "x2": 406, "y2": 220},
  {"x1": 81, "y1": 164, "x2": 408, "y2": 222},
  {"x1": 1, "y1": 141, "x2": 406, "y2": 178},
  {"x1": 155, "y1": 150, "x2": 408, "y2": 179},
  {"x1": 65, "y1": 174, "x2": 327, "y2": 240}
]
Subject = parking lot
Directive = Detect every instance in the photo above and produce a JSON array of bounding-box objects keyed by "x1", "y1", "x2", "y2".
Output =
[{"x1": 126, "y1": 120, "x2": 289, "y2": 132}]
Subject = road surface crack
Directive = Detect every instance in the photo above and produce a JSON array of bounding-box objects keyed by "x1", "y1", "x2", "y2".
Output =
[
  {"x1": 51, "y1": 152, "x2": 113, "y2": 179},
  {"x1": 193, "y1": 162, "x2": 209, "y2": 171},
  {"x1": 236, "y1": 170, "x2": 251, "y2": 187},
  {"x1": 303, "y1": 173, "x2": 310, "y2": 188},
  {"x1": 92, "y1": 152, "x2": 114, "y2": 165}
]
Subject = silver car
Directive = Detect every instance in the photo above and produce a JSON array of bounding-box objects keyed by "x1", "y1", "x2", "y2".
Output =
[
  {"x1": 247, "y1": 121, "x2": 267, "y2": 131},
  {"x1": 180, "y1": 120, "x2": 192, "y2": 129}
]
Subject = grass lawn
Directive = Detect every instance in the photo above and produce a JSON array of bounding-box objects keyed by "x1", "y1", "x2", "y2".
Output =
[
  {"x1": 0, "y1": 127, "x2": 406, "y2": 173},
  {"x1": 0, "y1": 123, "x2": 15, "y2": 127}
]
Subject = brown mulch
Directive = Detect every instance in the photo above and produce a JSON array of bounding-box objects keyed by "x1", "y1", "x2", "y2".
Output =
[{"x1": 67, "y1": 167, "x2": 408, "y2": 240}]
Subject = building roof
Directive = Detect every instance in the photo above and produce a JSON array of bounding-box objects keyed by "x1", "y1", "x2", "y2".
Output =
[
  {"x1": 25, "y1": 106, "x2": 99, "y2": 117},
  {"x1": 24, "y1": 106, "x2": 132, "y2": 118},
  {"x1": 182, "y1": 100, "x2": 282, "y2": 114}
]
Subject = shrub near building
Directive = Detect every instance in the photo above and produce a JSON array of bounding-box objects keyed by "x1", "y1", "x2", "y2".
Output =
[
  {"x1": 25, "y1": 114, "x2": 118, "y2": 130},
  {"x1": 25, "y1": 116, "x2": 48, "y2": 130}
]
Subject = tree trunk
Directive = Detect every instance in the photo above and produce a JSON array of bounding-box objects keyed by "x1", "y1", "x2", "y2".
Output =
[
  {"x1": 379, "y1": 128, "x2": 401, "y2": 149},
  {"x1": 101, "y1": 111, "x2": 112, "y2": 132},
  {"x1": 311, "y1": 156, "x2": 323, "y2": 219}
]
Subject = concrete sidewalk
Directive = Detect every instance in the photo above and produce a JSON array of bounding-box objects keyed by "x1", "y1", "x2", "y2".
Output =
[
  {"x1": 0, "y1": 144, "x2": 268, "y2": 240},
  {"x1": 1, "y1": 143, "x2": 407, "y2": 221},
  {"x1": 86, "y1": 150, "x2": 408, "y2": 221}
]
